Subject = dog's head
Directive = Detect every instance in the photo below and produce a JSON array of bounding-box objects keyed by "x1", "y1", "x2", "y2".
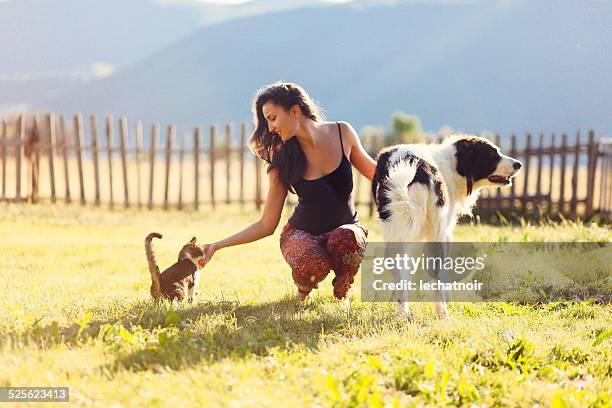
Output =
[
  {"x1": 451, "y1": 135, "x2": 521, "y2": 195},
  {"x1": 178, "y1": 237, "x2": 207, "y2": 269}
]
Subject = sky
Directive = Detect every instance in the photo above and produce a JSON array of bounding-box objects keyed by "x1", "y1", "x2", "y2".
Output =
[{"x1": 169, "y1": 0, "x2": 354, "y2": 3}]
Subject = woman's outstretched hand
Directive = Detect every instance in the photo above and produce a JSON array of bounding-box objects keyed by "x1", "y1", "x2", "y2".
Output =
[{"x1": 201, "y1": 243, "x2": 218, "y2": 264}]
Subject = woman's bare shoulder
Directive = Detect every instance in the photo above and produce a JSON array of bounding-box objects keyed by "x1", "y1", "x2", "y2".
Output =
[{"x1": 319, "y1": 120, "x2": 356, "y2": 136}]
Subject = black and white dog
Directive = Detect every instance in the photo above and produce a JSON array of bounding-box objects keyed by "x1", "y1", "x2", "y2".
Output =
[{"x1": 371, "y1": 135, "x2": 521, "y2": 320}]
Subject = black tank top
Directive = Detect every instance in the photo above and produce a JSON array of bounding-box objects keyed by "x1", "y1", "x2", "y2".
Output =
[{"x1": 288, "y1": 122, "x2": 359, "y2": 235}]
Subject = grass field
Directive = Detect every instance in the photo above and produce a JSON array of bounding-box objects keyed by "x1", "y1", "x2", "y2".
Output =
[{"x1": 1, "y1": 204, "x2": 611, "y2": 407}]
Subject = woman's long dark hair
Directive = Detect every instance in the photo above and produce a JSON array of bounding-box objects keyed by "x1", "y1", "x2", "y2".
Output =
[{"x1": 250, "y1": 82, "x2": 323, "y2": 193}]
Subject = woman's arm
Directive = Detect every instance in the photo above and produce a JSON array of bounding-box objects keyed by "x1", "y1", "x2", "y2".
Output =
[
  {"x1": 339, "y1": 121, "x2": 377, "y2": 181},
  {"x1": 203, "y1": 167, "x2": 287, "y2": 259}
]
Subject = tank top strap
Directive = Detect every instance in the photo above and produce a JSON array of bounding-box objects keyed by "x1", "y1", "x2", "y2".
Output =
[{"x1": 336, "y1": 122, "x2": 344, "y2": 155}]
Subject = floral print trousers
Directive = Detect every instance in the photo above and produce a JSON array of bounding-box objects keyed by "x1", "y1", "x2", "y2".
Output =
[{"x1": 279, "y1": 223, "x2": 368, "y2": 299}]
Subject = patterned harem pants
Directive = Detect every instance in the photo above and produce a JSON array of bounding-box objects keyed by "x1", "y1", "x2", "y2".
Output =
[{"x1": 279, "y1": 223, "x2": 368, "y2": 299}]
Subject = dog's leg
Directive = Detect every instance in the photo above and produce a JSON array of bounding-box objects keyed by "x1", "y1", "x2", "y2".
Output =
[
  {"x1": 432, "y1": 219, "x2": 451, "y2": 321},
  {"x1": 387, "y1": 242, "x2": 413, "y2": 322}
]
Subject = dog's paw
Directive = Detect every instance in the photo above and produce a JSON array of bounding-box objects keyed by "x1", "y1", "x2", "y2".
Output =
[
  {"x1": 433, "y1": 302, "x2": 451, "y2": 322},
  {"x1": 396, "y1": 301, "x2": 414, "y2": 322}
]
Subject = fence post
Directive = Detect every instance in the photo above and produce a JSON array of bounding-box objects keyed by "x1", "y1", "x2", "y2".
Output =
[
  {"x1": 521, "y1": 133, "x2": 532, "y2": 208},
  {"x1": 559, "y1": 133, "x2": 568, "y2": 214},
  {"x1": 509, "y1": 135, "x2": 517, "y2": 205},
  {"x1": 163, "y1": 124, "x2": 174, "y2": 210},
  {"x1": 16, "y1": 114, "x2": 25, "y2": 201},
  {"x1": 30, "y1": 113, "x2": 42, "y2": 204},
  {"x1": 535, "y1": 133, "x2": 544, "y2": 217},
  {"x1": 119, "y1": 116, "x2": 130, "y2": 208},
  {"x1": 255, "y1": 154, "x2": 262, "y2": 211},
  {"x1": 89, "y1": 115, "x2": 101, "y2": 206},
  {"x1": 494, "y1": 134, "x2": 502, "y2": 207},
  {"x1": 225, "y1": 123, "x2": 231, "y2": 204},
  {"x1": 135, "y1": 121, "x2": 143, "y2": 208},
  {"x1": 585, "y1": 130, "x2": 597, "y2": 217},
  {"x1": 1, "y1": 118, "x2": 6, "y2": 199},
  {"x1": 105, "y1": 115, "x2": 114, "y2": 208},
  {"x1": 48, "y1": 113, "x2": 57, "y2": 203},
  {"x1": 570, "y1": 131, "x2": 580, "y2": 218},
  {"x1": 600, "y1": 141, "x2": 611, "y2": 216},
  {"x1": 210, "y1": 125, "x2": 216, "y2": 209},
  {"x1": 194, "y1": 127, "x2": 200, "y2": 211},
  {"x1": 59, "y1": 115, "x2": 71, "y2": 204},
  {"x1": 74, "y1": 113, "x2": 86, "y2": 205},
  {"x1": 548, "y1": 133, "x2": 556, "y2": 214},
  {"x1": 178, "y1": 134, "x2": 185, "y2": 210},
  {"x1": 148, "y1": 124, "x2": 158, "y2": 210}
]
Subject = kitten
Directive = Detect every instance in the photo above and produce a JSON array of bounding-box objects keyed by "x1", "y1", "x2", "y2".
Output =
[{"x1": 144, "y1": 232, "x2": 206, "y2": 302}]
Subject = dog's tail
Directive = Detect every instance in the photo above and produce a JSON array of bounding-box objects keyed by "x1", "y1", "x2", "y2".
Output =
[
  {"x1": 382, "y1": 159, "x2": 429, "y2": 236},
  {"x1": 145, "y1": 232, "x2": 163, "y2": 300}
]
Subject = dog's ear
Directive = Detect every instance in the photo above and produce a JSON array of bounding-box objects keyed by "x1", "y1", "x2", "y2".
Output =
[{"x1": 454, "y1": 139, "x2": 474, "y2": 196}]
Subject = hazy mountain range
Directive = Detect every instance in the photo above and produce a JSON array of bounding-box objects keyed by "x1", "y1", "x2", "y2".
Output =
[{"x1": 1, "y1": 0, "x2": 611, "y2": 137}]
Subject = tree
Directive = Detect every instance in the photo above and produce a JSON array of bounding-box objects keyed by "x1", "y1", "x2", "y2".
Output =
[{"x1": 385, "y1": 112, "x2": 426, "y2": 145}]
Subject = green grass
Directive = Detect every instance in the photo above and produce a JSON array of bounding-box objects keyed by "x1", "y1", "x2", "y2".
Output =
[{"x1": 0, "y1": 203, "x2": 610, "y2": 407}]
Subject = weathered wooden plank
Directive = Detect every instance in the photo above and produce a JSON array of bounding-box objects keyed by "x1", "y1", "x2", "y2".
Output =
[
  {"x1": 494, "y1": 134, "x2": 502, "y2": 205},
  {"x1": 509, "y1": 135, "x2": 517, "y2": 202},
  {"x1": 239, "y1": 123, "x2": 245, "y2": 206},
  {"x1": 59, "y1": 115, "x2": 71, "y2": 203},
  {"x1": 16, "y1": 114, "x2": 24, "y2": 200},
  {"x1": 48, "y1": 114, "x2": 57, "y2": 203},
  {"x1": 585, "y1": 130, "x2": 597, "y2": 217},
  {"x1": 547, "y1": 133, "x2": 556, "y2": 212},
  {"x1": 521, "y1": 133, "x2": 532, "y2": 207},
  {"x1": 163, "y1": 124, "x2": 174, "y2": 210},
  {"x1": 178, "y1": 134, "x2": 186, "y2": 210},
  {"x1": 119, "y1": 116, "x2": 130, "y2": 208},
  {"x1": 255, "y1": 154, "x2": 261, "y2": 210},
  {"x1": 89, "y1": 115, "x2": 101, "y2": 206},
  {"x1": 210, "y1": 125, "x2": 216, "y2": 209},
  {"x1": 105, "y1": 116, "x2": 114, "y2": 208},
  {"x1": 135, "y1": 121, "x2": 143, "y2": 208},
  {"x1": 194, "y1": 127, "x2": 200, "y2": 210},
  {"x1": 559, "y1": 133, "x2": 568, "y2": 213},
  {"x1": 1, "y1": 118, "x2": 7, "y2": 199},
  {"x1": 148, "y1": 124, "x2": 159, "y2": 210},
  {"x1": 570, "y1": 132, "x2": 581, "y2": 217},
  {"x1": 74, "y1": 113, "x2": 86, "y2": 205},
  {"x1": 30, "y1": 113, "x2": 42, "y2": 203}
]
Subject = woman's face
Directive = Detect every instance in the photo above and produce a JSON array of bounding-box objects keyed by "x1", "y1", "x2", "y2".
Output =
[{"x1": 262, "y1": 101, "x2": 299, "y2": 142}]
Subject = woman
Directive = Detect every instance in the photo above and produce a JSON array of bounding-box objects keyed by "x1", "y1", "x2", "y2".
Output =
[{"x1": 201, "y1": 82, "x2": 377, "y2": 301}]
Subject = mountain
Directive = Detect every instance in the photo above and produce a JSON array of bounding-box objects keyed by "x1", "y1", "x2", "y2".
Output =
[
  {"x1": 0, "y1": 0, "x2": 337, "y2": 111},
  {"x1": 0, "y1": 0, "x2": 209, "y2": 75},
  {"x1": 10, "y1": 0, "x2": 612, "y2": 137}
]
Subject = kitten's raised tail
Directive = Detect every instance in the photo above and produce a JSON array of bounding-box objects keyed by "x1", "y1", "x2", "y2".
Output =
[{"x1": 145, "y1": 232, "x2": 163, "y2": 301}]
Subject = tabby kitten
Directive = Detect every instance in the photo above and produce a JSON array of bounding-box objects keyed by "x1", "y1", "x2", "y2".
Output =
[{"x1": 144, "y1": 232, "x2": 206, "y2": 302}]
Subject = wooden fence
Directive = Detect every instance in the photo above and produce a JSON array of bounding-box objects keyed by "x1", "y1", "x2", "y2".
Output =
[
  {"x1": 475, "y1": 132, "x2": 611, "y2": 221},
  {"x1": 0, "y1": 113, "x2": 610, "y2": 221},
  {"x1": 356, "y1": 131, "x2": 611, "y2": 221}
]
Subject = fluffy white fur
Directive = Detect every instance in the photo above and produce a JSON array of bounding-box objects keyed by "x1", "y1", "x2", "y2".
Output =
[{"x1": 375, "y1": 135, "x2": 521, "y2": 320}]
